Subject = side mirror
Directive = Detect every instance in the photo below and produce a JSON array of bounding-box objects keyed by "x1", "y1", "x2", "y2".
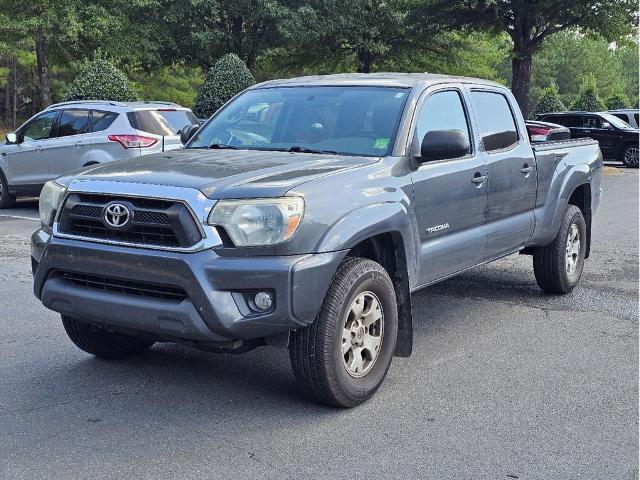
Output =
[
  {"x1": 601, "y1": 121, "x2": 612, "y2": 129},
  {"x1": 419, "y1": 129, "x2": 470, "y2": 162},
  {"x1": 180, "y1": 124, "x2": 199, "y2": 145},
  {"x1": 482, "y1": 130, "x2": 518, "y2": 151},
  {"x1": 5, "y1": 132, "x2": 18, "y2": 144}
]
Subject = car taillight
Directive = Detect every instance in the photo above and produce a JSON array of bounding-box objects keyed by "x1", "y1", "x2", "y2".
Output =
[{"x1": 108, "y1": 134, "x2": 158, "y2": 149}]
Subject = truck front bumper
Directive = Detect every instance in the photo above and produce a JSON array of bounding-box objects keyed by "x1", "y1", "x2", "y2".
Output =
[{"x1": 32, "y1": 229, "x2": 346, "y2": 344}]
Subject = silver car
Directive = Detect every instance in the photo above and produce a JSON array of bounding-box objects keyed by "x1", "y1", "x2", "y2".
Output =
[
  {"x1": 0, "y1": 100, "x2": 198, "y2": 208},
  {"x1": 608, "y1": 109, "x2": 639, "y2": 129}
]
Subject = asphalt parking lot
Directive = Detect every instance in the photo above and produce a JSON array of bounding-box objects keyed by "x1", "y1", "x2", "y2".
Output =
[{"x1": 0, "y1": 165, "x2": 637, "y2": 480}]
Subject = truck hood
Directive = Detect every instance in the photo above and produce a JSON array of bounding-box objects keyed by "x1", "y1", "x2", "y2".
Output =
[{"x1": 64, "y1": 148, "x2": 378, "y2": 199}]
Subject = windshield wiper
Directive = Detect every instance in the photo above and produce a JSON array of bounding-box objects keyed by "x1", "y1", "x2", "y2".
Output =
[
  {"x1": 209, "y1": 143, "x2": 239, "y2": 150},
  {"x1": 287, "y1": 145, "x2": 338, "y2": 155}
]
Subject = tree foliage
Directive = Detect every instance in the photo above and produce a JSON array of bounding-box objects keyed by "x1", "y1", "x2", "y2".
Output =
[
  {"x1": 605, "y1": 93, "x2": 631, "y2": 110},
  {"x1": 571, "y1": 76, "x2": 605, "y2": 112},
  {"x1": 63, "y1": 58, "x2": 138, "y2": 101},
  {"x1": 428, "y1": 0, "x2": 637, "y2": 117},
  {"x1": 193, "y1": 53, "x2": 255, "y2": 118},
  {"x1": 533, "y1": 83, "x2": 566, "y2": 117}
]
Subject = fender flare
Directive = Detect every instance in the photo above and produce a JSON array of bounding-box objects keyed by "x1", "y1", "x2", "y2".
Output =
[
  {"x1": 534, "y1": 164, "x2": 591, "y2": 247},
  {"x1": 314, "y1": 202, "x2": 418, "y2": 357}
]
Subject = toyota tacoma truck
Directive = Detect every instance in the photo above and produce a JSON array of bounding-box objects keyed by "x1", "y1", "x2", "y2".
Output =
[{"x1": 31, "y1": 73, "x2": 603, "y2": 407}]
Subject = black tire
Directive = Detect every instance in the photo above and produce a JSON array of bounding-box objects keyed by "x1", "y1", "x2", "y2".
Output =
[
  {"x1": 533, "y1": 205, "x2": 587, "y2": 294},
  {"x1": 0, "y1": 170, "x2": 16, "y2": 209},
  {"x1": 61, "y1": 315, "x2": 154, "y2": 359},
  {"x1": 289, "y1": 257, "x2": 398, "y2": 408},
  {"x1": 620, "y1": 144, "x2": 639, "y2": 168}
]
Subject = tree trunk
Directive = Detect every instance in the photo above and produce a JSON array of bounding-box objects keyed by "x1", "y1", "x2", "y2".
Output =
[
  {"x1": 511, "y1": 51, "x2": 533, "y2": 119},
  {"x1": 356, "y1": 50, "x2": 372, "y2": 73},
  {"x1": 35, "y1": 33, "x2": 52, "y2": 109},
  {"x1": 11, "y1": 56, "x2": 17, "y2": 128}
]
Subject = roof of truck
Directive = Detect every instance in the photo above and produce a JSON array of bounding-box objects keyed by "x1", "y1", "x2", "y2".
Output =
[{"x1": 253, "y1": 72, "x2": 505, "y2": 89}]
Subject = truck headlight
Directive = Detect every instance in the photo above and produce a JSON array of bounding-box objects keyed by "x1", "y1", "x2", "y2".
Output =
[
  {"x1": 39, "y1": 181, "x2": 67, "y2": 227},
  {"x1": 208, "y1": 197, "x2": 304, "y2": 246}
]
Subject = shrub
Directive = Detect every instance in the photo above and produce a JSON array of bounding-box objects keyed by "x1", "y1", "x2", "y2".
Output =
[
  {"x1": 193, "y1": 53, "x2": 255, "y2": 118},
  {"x1": 63, "y1": 59, "x2": 138, "y2": 102},
  {"x1": 570, "y1": 76, "x2": 605, "y2": 112},
  {"x1": 533, "y1": 83, "x2": 566, "y2": 117},
  {"x1": 605, "y1": 93, "x2": 630, "y2": 110}
]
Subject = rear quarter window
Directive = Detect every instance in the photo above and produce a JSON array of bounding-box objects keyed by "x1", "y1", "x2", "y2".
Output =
[{"x1": 127, "y1": 110, "x2": 198, "y2": 135}]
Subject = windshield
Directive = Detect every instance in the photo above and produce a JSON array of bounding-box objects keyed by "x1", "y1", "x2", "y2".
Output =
[
  {"x1": 188, "y1": 86, "x2": 410, "y2": 156},
  {"x1": 600, "y1": 113, "x2": 634, "y2": 129}
]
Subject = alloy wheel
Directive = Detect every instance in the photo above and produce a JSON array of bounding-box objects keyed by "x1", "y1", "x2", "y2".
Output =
[
  {"x1": 341, "y1": 291, "x2": 384, "y2": 378},
  {"x1": 565, "y1": 224, "x2": 580, "y2": 276}
]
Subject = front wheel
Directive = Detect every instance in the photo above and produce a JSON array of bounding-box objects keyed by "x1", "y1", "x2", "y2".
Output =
[
  {"x1": 533, "y1": 205, "x2": 586, "y2": 294},
  {"x1": 621, "y1": 145, "x2": 639, "y2": 168},
  {"x1": 289, "y1": 257, "x2": 398, "y2": 408},
  {"x1": 61, "y1": 315, "x2": 155, "y2": 359}
]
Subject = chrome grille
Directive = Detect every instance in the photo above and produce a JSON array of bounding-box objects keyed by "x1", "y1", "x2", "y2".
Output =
[{"x1": 58, "y1": 193, "x2": 202, "y2": 248}]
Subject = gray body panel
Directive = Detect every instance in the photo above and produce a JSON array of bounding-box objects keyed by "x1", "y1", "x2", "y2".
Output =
[{"x1": 32, "y1": 73, "x2": 604, "y2": 347}]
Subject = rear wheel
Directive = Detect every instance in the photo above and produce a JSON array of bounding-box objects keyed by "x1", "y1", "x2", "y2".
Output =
[
  {"x1": 289, "y1": 257, "x2": 398, "y2": 408},
  {"x1": 533, "y1": 205, "x2": 586, "y2": 294},
  {"x1": 0, "y1": 171, "x2": 16, "y2": 209},
  {"x1": 61, "y1": 315, "x2": 154, "y2": 359},
  {"x1": 621, "y1": 145, "x2": 639, "y2": 168}
]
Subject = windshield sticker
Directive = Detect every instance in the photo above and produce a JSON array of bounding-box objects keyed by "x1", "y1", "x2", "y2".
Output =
[{"x1": 373, "y1": 138, "x2": 390, "y2": 149}]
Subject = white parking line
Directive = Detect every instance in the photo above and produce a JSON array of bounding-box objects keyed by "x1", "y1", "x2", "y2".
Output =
[{"x1": 0, "y1": 214, "x2": 39, "y2": 221}]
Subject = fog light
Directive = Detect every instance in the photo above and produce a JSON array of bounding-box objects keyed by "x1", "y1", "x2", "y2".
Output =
[{"x1": 254, "y1": 291, "x2": 273, "y2": 310}]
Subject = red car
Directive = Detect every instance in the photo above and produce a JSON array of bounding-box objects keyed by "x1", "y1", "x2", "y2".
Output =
[{"x1": 526, "y1": 120, "x2": 571, "y2": 142}]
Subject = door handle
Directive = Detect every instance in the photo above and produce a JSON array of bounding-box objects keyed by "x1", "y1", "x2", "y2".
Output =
[
  {"x1": 521, "y1": 165, "x2": 534, "y2": 174},
  {"x1": 35, "y1": 146, "x2": 44, "y2": 152},
  {"x1": 471, "y1": 173, "x2": 487, "y2": 185}
]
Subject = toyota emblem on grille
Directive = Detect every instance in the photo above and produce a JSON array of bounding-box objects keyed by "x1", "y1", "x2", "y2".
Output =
[{"x1": 103, "y1": 203, "x2": 131, "y2": 228}]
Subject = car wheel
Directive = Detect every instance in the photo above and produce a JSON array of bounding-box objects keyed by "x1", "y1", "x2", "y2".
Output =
[
  {"x1": 621, "y1": 145, "x2": 639, "y2": 168},
  {"x1": 0, "y1": 170, "x2": 16, "y2": 209},
  {"x1": 533, "y1": 205, "x2": 586, "y2": 294},
  {"x1": 289, "y1": 257, "x2": 398, "y2": 408},
  {"x1": 61, "y1": 315, "x2": 155, "y2": 359}
]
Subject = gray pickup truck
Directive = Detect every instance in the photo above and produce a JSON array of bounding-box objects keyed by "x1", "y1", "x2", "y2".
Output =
[{"x1": 32, "y1": 73, "x2": 603, "y2": 407}]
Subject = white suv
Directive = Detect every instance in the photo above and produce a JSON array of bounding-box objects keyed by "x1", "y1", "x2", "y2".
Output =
[{"x1": 0, "y1": 100, "x2": 198, "y2": 208}]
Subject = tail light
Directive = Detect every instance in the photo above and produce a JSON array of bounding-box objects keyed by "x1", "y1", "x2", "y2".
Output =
[
  {"x1": 527, "y1": 126, "x2": 550, "y2": 142},
  {"x1": 108, "y1": 134, "x2": 158, "y2": 149}
]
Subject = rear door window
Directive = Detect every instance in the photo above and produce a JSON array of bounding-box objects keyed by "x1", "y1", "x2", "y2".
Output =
[
  {"x1": 470, "y1": 90, "x2": 518, "y2": 151},
  {"x1": 56, "y1": 109, "x2": 90, "y2": 137},
  {"x1": 91, "y1": 111, "x2": 119, "y2": 132},
  {"x1": 127, "y1": 109, "x2": 198, "y2": 135}
]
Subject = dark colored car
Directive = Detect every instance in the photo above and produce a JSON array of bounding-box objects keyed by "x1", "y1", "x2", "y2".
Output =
[{"x1": 536, "y1": 111, "x2": 639, "y2": 167}]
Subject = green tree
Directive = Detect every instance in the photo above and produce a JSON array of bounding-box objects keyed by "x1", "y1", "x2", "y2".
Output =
[
  {"x1": 605, "y1": 92, "x2": 630, "y2": 110},
  {"x1": 533, "y1": 83, "x2": 566, "y2": 117},
  {"x1": 63, "y1": 58, "x2": 138, "y2": 101},
  {"x1": 571, "y1": 76, "x2": 605, "y2": 111},
  {"x1": 283, "y1": 0, "x2": 429, "y2": 73},
  {"x1": 429, "y1": 0, "x2": 636, "y2": 117},
  {"x1": 530, "y1": 31, "x2": 638, "y2": 107},
  {"x1": 193, "y1": 53, "x2": 255, "y2": 118}
]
